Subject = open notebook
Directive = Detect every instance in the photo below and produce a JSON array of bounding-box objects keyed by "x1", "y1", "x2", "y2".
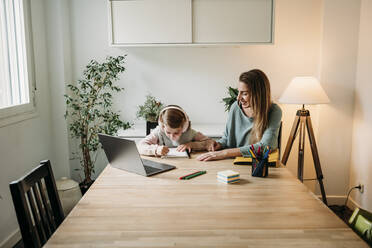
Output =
[{"x1": 164, "y1": 148, "x2": 189, "y2": 158}]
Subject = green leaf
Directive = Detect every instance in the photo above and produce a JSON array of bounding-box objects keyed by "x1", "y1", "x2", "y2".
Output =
[{"x1": 222, "y1": 86, "x2": 238, "y2": 112}]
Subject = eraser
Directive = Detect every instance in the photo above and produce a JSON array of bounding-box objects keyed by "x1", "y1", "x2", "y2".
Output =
[{"x1": 217, "y1": 170, "x2": 240, "y2": 184}]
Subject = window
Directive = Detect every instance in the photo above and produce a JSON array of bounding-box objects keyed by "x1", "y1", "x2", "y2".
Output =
[{"x1": 0, "y1": 0, "x2": 35, "y2": 120}]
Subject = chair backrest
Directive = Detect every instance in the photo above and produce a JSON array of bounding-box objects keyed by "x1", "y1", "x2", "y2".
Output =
[
  {"x1": 278, "y1": 121, "x2": 283, "y2": 159},
  {"x1": 349, "y1": 208, "x2": 372, "y2": 245},
  {"x1": 9, "y1": 160, "x2": 64, "y2": 248}
]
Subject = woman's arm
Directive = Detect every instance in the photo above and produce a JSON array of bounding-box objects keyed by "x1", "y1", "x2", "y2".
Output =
[
  {"x1": 177, "y1": 131, "x2": 216, "y2": 152},
  {"x1": 216, "y1": 102, "x2": 236, "y2": 149},
  {"x1": 196, "y1": 147, "x2": 242, "y2": 161},
  {"x1": 191, "y1": 132, "x2": 210, "y2": 150},
  {"x1": 197, "y1": 104, "x2": 282, "y2": 161}
]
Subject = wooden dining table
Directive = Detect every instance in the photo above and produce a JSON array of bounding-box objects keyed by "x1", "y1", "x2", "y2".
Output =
[{"x1": 45, "y1": 155, "x2": 367, "y2": 247}]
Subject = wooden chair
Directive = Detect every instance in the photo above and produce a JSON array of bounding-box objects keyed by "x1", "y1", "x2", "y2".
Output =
[
  {"x1": 349, "y1": 208, "x2": 372, "y2": 245},
  {"x1": 273, "y1": 121, "x2": 283, "y2": 167},
  {"x1": 9, "y1": 160, "x2": 64, "y2": 248}
]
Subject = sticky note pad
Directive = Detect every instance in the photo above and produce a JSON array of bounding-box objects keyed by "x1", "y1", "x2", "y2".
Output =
[{"x1": 217, "y1": 170, "x2": 240, "y2": 184}]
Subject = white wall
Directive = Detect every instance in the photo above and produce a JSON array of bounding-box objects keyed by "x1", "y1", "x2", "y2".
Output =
[
  {"x1": 349, "y1": 0, "x2": 372, "y2": 211},
  {"x1": 0, "y1": 0, "x2": 70, "y2": 246},
  {"x1": 68, "y1": 0, "x2": 327, "y2": 180},
  {"x1": 44, "y1": 0, "x2": 73, "y2": 183},
  {"x1": 316, "y1": 0, "x2": 361, "y2": 200}
]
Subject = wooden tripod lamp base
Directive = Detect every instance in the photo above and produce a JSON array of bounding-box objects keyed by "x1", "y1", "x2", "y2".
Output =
[
  {"x1": 281, "y1": 105, "x2": 328, "y2": 205},
  {"x1": 279, "y1": 76, "x2": 330, "y2": 205}
]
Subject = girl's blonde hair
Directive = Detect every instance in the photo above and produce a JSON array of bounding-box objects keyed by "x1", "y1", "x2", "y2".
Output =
[{"x1": 239, "y1": 69, "x2": 272, "y2": 144}]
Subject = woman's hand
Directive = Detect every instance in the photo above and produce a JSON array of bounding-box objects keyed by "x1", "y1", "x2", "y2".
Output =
[
  {"x1": 177, "y1": 143, "x2": 192, "y2": 152},
  {"x1": 196, "y1": 150, "x2": 226, "y2": 161},
  {"x1": 205, "y1": 140, "x2": 221, "y2": 151},
  {"x1": 156, "y1": 146, "x2": 169, "y2": 156}
]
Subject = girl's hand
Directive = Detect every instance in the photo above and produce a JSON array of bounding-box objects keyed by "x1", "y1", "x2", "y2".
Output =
[
  {"x1": 196, "y1": 151, "x2": 226, "y2": 161},
  {"x1": 206, "y1": 140, "x2": 221, "y2": 151},
  {"x1": 177, "y1": 143, "x2": 192, "y2": 152},
  {"x1": 156, "y1": 146, "x2": 169, "y2": 156}
]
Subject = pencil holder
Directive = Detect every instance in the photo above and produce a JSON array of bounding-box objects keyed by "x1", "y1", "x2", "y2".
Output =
[{"x1": 251, "y1": 158, "x2": 269, "y2": 177}]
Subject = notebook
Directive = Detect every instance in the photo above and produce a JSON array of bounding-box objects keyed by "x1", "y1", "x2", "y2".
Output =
[
  {"x1": 164, "y1": 148, "x2": 189, "y2": 158},
  {"x1": 233, "y1": 149, "x2": 279, "y2": 165}
]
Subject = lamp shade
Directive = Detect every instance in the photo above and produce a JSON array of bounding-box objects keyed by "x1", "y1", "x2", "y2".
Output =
[{"x1": 279, "y1": 77, "x2": 330, "y2": 105}]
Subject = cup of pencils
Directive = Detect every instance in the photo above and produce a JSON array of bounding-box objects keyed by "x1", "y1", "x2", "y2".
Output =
[{"x1": 249, "y1": 145, "x2": 270, "y2": 178}]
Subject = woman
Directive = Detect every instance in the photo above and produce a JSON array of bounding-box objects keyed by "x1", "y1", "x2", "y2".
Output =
[{"x1": 197, "y1": 69, "x2": 282, "y2": 161}]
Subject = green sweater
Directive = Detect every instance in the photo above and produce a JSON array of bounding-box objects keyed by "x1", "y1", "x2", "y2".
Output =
[{"x1": 218, "y1": 101, "x2": 282, "y2": 157}]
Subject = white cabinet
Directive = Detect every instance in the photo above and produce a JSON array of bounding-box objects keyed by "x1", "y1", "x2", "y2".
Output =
[
  {"x1": 109, "y1": 0, "x2": 192, "y2": 44},
  {"x1": 193, "y1": 0, "x2": 273, "y2": 43},
  {"x1": 108, "y1": 0, "x2": 273, "y2": 46}
]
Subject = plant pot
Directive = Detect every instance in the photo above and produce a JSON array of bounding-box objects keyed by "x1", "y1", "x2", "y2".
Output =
[
  {"x1": 56, "y1": 177, "x2": 82, "y2": 215},
  {"x1": 146, "y1": 121, "x2": 158, "y2": 135},
  {"x1": 79, "y1": 180, "x2": 95, "y2": 195}
]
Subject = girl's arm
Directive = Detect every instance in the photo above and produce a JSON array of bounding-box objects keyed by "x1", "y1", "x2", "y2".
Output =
[
  {"x1": 138, "y1": 132, "x2": 160, "y2": 156},
  {"x1": 190, "y1": 132, "x2": 211, "y2": 151}
]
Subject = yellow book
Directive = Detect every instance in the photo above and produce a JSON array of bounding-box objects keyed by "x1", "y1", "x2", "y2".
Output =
[{"x1": 233, "y1": 150, "x2": 279, "y2": 165}]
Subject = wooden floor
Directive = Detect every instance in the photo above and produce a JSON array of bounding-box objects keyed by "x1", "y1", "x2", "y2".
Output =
[{"x1": 45, "y1": 155, "x2": 368, "y2": 247}]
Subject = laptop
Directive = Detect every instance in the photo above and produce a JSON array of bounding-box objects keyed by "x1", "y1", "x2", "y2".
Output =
[{"x1": 98, "y1": 134, "x2": 176, "y2": 176}]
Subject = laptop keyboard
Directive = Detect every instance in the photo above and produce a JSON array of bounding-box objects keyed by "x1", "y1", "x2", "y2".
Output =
[
  {"x1": 142, "y1": 159, "x2": 160, "y2": 167},
  {"x1": 144, "y1": 165, "x2": 161, "y2": 174},
  {"x1": 142, "y1": 159, "x2": 173, "y2": 175}
]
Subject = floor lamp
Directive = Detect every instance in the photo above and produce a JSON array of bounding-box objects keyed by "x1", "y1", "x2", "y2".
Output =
[{"x1": 279, "y1": 77, "x2": 330, "y2": 205}]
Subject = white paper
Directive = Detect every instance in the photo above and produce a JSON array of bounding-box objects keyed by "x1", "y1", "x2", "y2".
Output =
[{"x1": 165, "y1": 148, "x2": 189, "y2": 158}]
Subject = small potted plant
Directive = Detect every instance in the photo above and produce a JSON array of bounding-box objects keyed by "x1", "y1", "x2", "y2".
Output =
[
  {"x1": 222, "y1": 86, "x2": 239, "y2": 112},
  {"x1": 136, "y1": 94, "x2": 164, "y2": 135},
  {"x1": 64, "y1": 55, "x2": 132, "y2": 194}
]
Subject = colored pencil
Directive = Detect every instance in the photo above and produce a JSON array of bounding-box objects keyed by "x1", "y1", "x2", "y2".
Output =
[
  {"x1": 186, "y1": 149, "x2": 191, "y2": 159},
  {"x1": 263, "y1": 148, "x2": 270, "y2": 160},
  {"x1": 249, "y1": 148, "x2": 256, "y2": 159},
  {"x1": 179, "y1": 171, "x2": 201, "y2": 180},
  {"x1": 184, "y1": 171, "x2": 206, "y2": 180}
]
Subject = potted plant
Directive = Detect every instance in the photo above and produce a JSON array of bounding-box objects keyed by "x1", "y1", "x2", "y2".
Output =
[
  {"x1": 64, "y1": 55, "x2": 132, "y2": 194},
  {"x1": 136, "y1": 94, "x2": 164, "y2": 135},
  {"x1": 222, "y1": 86, "x2": 239, "y2": 112}
]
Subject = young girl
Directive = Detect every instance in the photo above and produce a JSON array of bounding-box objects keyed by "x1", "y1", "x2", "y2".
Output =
[
  {"x1": 138, "y1": 105, "x2": 212, "y2": 156},
  {"x1": 197, "y1": 69, "x2": 282, "y2": 161}
]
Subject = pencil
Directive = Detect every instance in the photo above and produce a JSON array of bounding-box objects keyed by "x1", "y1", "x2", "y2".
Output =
[
  {"x1": 184, "y1": 171, "x2": 206, "y2": 180},
  {"x1": 186, "y1": 149, "x2": 191, "y2": 159},
  {"x1": 249, "y1": 148, "x2": 256, "y2": 159},
  {"x1": 179, "y1": 171, "x2": 201, "y2": 180}
]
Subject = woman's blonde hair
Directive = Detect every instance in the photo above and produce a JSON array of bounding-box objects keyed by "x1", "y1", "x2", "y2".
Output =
[{"x1": 239, "y1": 69, "x2": 272, "y2": 144}]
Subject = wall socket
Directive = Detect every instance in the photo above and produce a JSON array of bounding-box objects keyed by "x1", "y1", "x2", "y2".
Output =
[{"x1": 358, "y1": 183, "x2": 364, "y2": 193}]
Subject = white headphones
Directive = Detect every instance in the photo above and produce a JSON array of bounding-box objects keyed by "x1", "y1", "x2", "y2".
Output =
[{"x1": 158, "y1": 105, "x2": 190, "y2": 133}]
